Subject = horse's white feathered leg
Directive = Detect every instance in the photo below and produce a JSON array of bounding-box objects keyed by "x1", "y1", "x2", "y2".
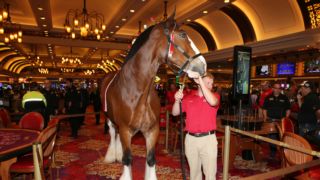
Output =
[
  {"x1": 145, "y1": 163, "x2": 157, "y2": 180},
  {"x1": 120, "y1": 165, "x2": 132, "y2": 180},
  {"x1": 116, "y1": 133, "x2": 123, "y2": 162},
  {"x1": 145, "y1": 162, "x2": 157, "y2": 180},
  {"x1": 104, "y1": 120, "x2": 116, "y2": 163}
]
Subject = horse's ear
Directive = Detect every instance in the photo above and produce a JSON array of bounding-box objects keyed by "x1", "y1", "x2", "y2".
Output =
[{"x1": 166, "y1": 7, "x2": 176, "y2": 27}]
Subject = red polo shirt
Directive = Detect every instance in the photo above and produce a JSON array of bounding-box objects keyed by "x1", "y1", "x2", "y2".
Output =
[
  {"x1": 258, "y1": 88, "x2": 273, "y2": 107},
  {"x1": 182, "y1": 90, "x2": 220, "y2": 133}
]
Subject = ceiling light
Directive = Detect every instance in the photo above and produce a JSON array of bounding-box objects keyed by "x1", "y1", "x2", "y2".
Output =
[
  {"x1": 224, "y1": 0, "x2": 230, "y2": 3},
  {"x1": 38, "y1": 7, "x2": 43, "y2": 11},
  {"x1": 122, "y1": 18, "x2": 127, "y2": 21},
  {"x1": 186, "y1": 19, "x2": 191, "y2": 22},
  {"x1": 64, "y1": 0, "x2": 106, "y2": 40},
  {"x1": 40, "y1": 17, "x2": 45, "y2": 20},
  {"x1": 1, "y1": 2, "x2": 23, "y2": 43},
  {"x1": 110, "y1": 31, "x2": 114, "y2": 34},
  {"x1": 42, "y1": 24, "x2": 47, "y2": 27},
  {"x1": 203, "y1": 10, "x2": 208, "y2": 14},
  {"x1": 115, "y1": 25, "x2": 119, "y2": 28},
  {"x1": 130, "y1": 9, "x2": 135, "y2": 13}
]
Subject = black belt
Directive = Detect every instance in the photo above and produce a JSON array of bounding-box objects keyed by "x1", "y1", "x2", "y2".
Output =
[{"x1": 187, "y1": 130, "x2": 215, "y2": 137}]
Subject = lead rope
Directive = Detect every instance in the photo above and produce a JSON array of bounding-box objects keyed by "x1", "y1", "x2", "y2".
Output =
[{"x1": 177, "y1": 73, "x2": 188, "y2": 180}]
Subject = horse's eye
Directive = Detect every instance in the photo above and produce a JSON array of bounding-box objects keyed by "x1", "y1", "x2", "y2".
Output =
[{"x1": 178, "y1": 32, "x2": 187, "y2": 39}]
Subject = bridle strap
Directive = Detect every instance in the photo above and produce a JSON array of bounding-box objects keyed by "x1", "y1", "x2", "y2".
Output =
[
  {"x1": 163, "y1": 23, "x2": 203, "y2": 76},
  {"x1": 177, "y1": 53, "x2": 202, "y2": 75}
]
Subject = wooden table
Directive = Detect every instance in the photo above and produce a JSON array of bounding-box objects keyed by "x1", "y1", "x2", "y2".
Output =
[{"x1": 0, "y1": 128, "x2": 39, "y2": 180}]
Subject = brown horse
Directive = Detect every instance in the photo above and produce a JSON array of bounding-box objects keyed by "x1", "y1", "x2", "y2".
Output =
[{"x1": 101, "y1": 12, "x2": 207, "y2": 180}]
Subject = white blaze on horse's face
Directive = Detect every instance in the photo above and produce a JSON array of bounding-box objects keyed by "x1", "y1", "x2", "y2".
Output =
[{"x1": 187, "y1": 36, "x2": 207, "y2": 73}]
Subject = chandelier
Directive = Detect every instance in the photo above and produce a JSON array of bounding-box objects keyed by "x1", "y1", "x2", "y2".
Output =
[
  {"x1": 61, "y1": 47, "x2": 82, "y2": 65},
  {"x1": 97, "y1": 58, "x2": 117, "y2": 72},
  {"x1": 64, "y1": 0, "x2": 106, "y2": 40},
  {"x1": 29, "y1": 45, "x2": 43, "y2": 67},
  {"x1": 32, "y1": 57, "x2": 43, "y2": 67},
  {"x1": 0, "y1": 1, "x2": 22, "y2": 43},
  {"x1": 61, "y1": 68, "x2": 74, "y2": 73},
  {"x1": 84, "y1": 69, "x2": 95, "y2": 75}
]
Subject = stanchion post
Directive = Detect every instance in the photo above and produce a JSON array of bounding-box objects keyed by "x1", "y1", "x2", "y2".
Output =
[
  {"x1": 165, "y1": 110, "x2": 169, "y2": 151},
  {"x1": 223, "y1": 125, "x2": 230, "y2": 180}
]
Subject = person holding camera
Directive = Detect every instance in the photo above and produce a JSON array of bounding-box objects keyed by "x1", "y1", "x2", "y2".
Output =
[
  {"x1": 172, "y1": 71, "x2": 219, "y2": 180},
  {"x1": 297, "y1": 81, "x2": 320, "y2": 137}
]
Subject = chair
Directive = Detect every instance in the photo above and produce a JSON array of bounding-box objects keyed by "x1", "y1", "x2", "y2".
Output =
[
  {"x1": 0, "y1": 108, "x2": 18, "y2": 128},
  {"x1": 19, "y1": 112, "x2": 44, "y2": 131},
  {"x1": 281, "y1": 117, "x2": 294, "y2": 134},
  {"x1": 32, "y1": 143, "x2": 45, "y2": 180},
  {"x1": 282, "y1": 132, "x2": 313, "y2": 167},
  {"x1": 10, "y1": 123, "x2": 58, "y2": 179}
]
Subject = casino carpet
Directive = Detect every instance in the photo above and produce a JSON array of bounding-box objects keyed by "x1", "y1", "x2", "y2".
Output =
[{"x1": 50, "y1": 106, "x2": 281, "y2": 180}]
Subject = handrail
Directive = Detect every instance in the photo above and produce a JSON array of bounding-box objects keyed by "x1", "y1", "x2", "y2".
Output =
[
  {"x1": 230, "y1": 127, "x2": 320, "y2": 157},
  {"x1": 241, "y1": 159, "x2": 320, "y2": 180},
  {"x1": 50, "y1": 112, "x2": 100, "y2": 120},
  {"x1": 222, "y1": 125, "x2": 320, "y2": 180}
]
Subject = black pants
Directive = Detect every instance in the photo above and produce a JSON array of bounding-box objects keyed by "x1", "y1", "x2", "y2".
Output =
[
  {"x1": 68, "y1": 108, "x2": 82, "y2": 138},
  {"x1": 268, "y1": 133, "x2": 279, "y2": 157},
  {"x1": 69, "y1": 116, "x2": 81, "y2": 137}
]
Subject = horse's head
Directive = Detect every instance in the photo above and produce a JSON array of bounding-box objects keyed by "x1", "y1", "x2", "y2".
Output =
[{"x1": 159, "y1": 11, "x2": 207, "y2": 76}]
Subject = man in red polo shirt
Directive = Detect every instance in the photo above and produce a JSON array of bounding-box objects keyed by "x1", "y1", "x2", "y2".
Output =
[
  {"x1": 259, "y1": 81, "x2": 273, "y2": 120},
  {"x1": 172, "y1": 71, "x2": 219, "y2": 180}
]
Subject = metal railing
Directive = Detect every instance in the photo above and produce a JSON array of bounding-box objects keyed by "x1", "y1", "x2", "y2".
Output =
[{"x1": 222, "y1": 125, "x2": 320, "y2": 180}]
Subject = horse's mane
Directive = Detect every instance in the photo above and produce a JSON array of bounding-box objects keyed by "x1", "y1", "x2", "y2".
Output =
[{"x1": 125, "y1": 25, "x2": 155, "y2": 61}]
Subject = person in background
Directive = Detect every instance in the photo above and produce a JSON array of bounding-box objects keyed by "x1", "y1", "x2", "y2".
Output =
[
  {"x1": 166, "y1": 83, "x2": 178, "y2": 112},
  {"x1": 80, "y1": 83, "x2": 89, "y2": 126},
  {"x1": 262, "y1": 82, "x2": 291, "y2": 157},
  {"x1": 42, "y1": 80, "x2": 58, "y2": 127},
  {"x1": 258, "y1": 81, "x2": 273, "y2": 119},
  {"x1": 64, "y1": 79, "x2": 83, "y2": 138},
  {"x1": 297, "y1": 81, "x2": 320, "y2": 137},
  {"x1": 172, "y1": 72, "x2": 219, "y2": 180},
  {"x1": 22, "y1": 82, "x2": 47, "y2": 117},
  {"x1": 263, "y1": 82, "x2": 291, "y2": 122},
  {"x1": 90, "y1": 84, "x2": 101, "y2": 125}
]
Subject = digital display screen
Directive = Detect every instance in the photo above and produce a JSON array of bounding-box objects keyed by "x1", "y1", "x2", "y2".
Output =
[
  {"x1": 277, "y1": 62, "x2": 295, "y2": 75},
  {"x1": 232, "y1": 46, "x2": 252, "y2": 100},
  {"x1": 256, "y1": 65, "x2": 270, "y2": 76},
  {"x1": 304, "y1": 59, "x2": 320, "y2": 73}
]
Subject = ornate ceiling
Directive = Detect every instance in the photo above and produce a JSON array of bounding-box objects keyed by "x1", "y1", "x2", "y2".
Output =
[{"x1": 0, "y1": 0, "x2": 319, "y2": 80}]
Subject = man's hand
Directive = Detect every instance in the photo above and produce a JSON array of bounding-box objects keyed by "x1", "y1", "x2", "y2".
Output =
[
  {"x1": 187, "y1": 70, "x2": 200, "y2": 79},
  {"x1": 172, "y1": 89, "x2": 184, "y2": 116},
  {"x1": 174, "y1": 89, "x2": 184, "y2": 102},
  {"x1": 187, "y1": 70, "x2": 201, "y2": 84}
]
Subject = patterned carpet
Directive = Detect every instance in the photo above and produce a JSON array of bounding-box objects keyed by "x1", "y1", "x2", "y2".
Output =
[{"x1": 51, "y1": 107, "x2": 281, "y2": 180}]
